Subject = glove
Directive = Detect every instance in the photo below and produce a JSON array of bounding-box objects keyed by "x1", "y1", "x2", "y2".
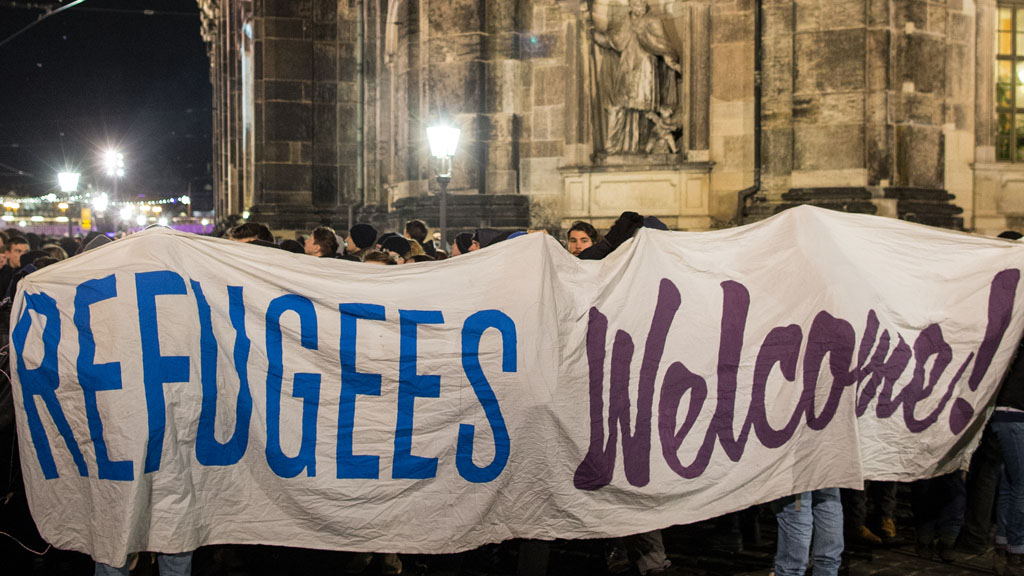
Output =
[{"x1": 604, "y1": 211, "x2": 644, "y2": 249}]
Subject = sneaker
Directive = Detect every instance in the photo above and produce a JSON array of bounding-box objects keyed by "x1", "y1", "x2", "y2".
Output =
[
  {"x1": 879, "y1": 517, "x2": 897, "y2": 541},
  {"x1": 855, "y1": 524, "x2": 883, "y2": 545}
]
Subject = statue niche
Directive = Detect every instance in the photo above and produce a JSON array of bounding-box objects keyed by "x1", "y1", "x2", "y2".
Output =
[{"x1": 588, "y1": 0, "x2": 683, "y2": 156}]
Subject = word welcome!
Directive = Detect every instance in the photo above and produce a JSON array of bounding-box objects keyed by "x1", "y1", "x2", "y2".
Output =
[
  {"x1": 13, "y1": 270, "x2": 516, "y2": 484},
  {"x1": 574, "y1": 271, "x2": 1019, "y2": 490}
]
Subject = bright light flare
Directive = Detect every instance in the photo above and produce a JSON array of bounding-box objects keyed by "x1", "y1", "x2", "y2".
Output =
[
  {"x1": 120, "y1": 207, "x2": 134, "y2": 221},
  {"x1": 92, "y1": 193, "x2": 109, "y2": 213},
  {"x1": 157, "y1": 217, "x2": 168, "y2": 227},
  {"x1": 136, "y1": 215, "x2": 147, "y2": 226},
  {"x1": 58, "y1": 172, "x2": 80, "y2": 192}
]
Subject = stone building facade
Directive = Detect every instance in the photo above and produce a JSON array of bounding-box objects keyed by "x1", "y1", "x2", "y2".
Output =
[{"x1": 196, "y1": 0, "x2": 1024, "y2": 238}]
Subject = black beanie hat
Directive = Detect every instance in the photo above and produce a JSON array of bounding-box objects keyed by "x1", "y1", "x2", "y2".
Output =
[
  {"x1": 349, "y1": 223, "x2": 377, "y2": 250},
  {"x1": 381, "y1": 235, "x2": 411, "y2": 257},
  {"x1": 454, "y1": 232, "x2": 473, "y2": 254}
]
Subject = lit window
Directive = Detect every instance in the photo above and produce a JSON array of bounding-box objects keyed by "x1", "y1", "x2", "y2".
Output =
[{"x1": 996, "y1": 4, "x2": 1024, "y2": 161}]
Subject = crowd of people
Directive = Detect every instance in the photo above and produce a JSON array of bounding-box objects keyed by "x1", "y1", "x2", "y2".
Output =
[{"x1": 0, "y1": 214, "x2": 1021, "y2": 576}]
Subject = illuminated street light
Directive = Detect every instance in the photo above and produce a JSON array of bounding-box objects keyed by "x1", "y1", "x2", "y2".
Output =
[
  {"x1": 136, "y1": 215, "x2": 147, "y2": 226},
  {"x1": 58, "y1": 171, "x2": 80, "y2": 193},
  {"x1": 103, "y1": 150, "x2": 125, "y2": 177},
  {"x1": 427, "y1": 122, "x2": 460, "y2": 252}
]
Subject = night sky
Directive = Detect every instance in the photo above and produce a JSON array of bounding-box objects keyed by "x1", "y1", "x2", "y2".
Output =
[{"x1": 0, "y1": 0, "x2": 213, "y2": 210}]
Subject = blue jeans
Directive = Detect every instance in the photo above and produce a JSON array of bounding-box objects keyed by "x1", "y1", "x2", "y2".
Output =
[
  {"x1": 995, "y1": 420, "x2": 1024, "y2": 554},
  {"x1": 94, "y1": 552, "x2": 193, "y2": 576},
  {"x1": 775, "y1": 488, "x2": 844, "y2": 576}
]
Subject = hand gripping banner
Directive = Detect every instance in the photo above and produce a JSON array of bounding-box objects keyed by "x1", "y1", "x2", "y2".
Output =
[{"x1": 10, "y1": 206, "x2": 1024, "y2": 564}]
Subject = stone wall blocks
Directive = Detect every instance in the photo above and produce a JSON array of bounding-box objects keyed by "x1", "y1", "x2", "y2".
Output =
[
  {"x1": 713, "y1": 12, "x2": 752, "y2": 44},
  {"x1": 264, "y1": 0, "x2": 311, "y2": 19},
  {"x1": 927, "y1": 2, "x2": 949, "y2": 35},
  {"x1": 313, "y1": 22, "x2": 337, "y2": 42},
  {"x1": 794, "y1": 30, "x2": 866, "y2": 93},
  {"x1": 950, "y1": 12, "x2": 972, "y2": 44},
  {"x1": 264, "y1": 38, "x2": 313, "y2": 80},
  {"x1": 311, "y1": 0, "x2": 337, "y2": 23},
  {"x1": 264, "y1": 18, "x2": 305, "y2": 39},
  {"x1": 794, "y1": 124, "x2": 866, "y2": 171},
  {"x1": 429, "y1": 0, "x2": 482, "y2": 35},
  {"x1": 263, "y1": 163, "x2": 313, "y2": 192},
  {"x1": 264, "y1": 80, "x2": 304, "y2": 101},
  {"x1": 792, "y1": 93, "x2": 866, "y2": 125},
  {"x1": 818, "y1": 0, "x2": 867, "y2": 29},
  {"x1": 313, "y1": 44, "x2": 338, "y2": 80},
  {"x1": 795, "y1": 0, "x2": 820, "y2": 32},
  {"x1": 265, "y1": 101, "x2": 312, "y2": 141},
  {"x1": 904, "y1": 34, "x2": 946, "y2": 94}
]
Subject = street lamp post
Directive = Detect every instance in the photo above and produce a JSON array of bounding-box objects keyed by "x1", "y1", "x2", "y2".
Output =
[
  {"x1": 426, "y1": 123, "x2": 460, "y2": 253},
  {"x1": 58, "y1": 171, "x2": 80, "y2": 237}
]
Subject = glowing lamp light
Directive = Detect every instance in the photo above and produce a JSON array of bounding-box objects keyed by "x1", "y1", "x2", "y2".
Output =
[
  {"x1": 56, "y1": 216, "x2": 69, "y2": 223},
  {"x1": 104, "y1": 150, "x2": 125, "y2": 177},
  {"x1": 140, "y1": 205, "x2": 151, "y2": 213},
  {"x1": 120, "y1": 207, "x2": 134, "y2": 221},
  {"x1": 18, "y1": 220, "x2": 26, "y2": 227},
  {"x1": 242, "y1": 210, "x2": 250, "y2": 220},
  {"x1": 58, "y1": 172, "x2": 81, "y2": 193},
  {"x1": 427, "y1": 125, "x2": 461, "y2": 159},
  {"x1": 58, "y1": 202, "x2": 69, "y2": 211},
  {"x1": 30, "y1": 216, "x2": 43, "y2": 222},
  {"x1": 92, "y1": 193, "x2": 109, "y2": 213},
  {"x1": 3, "y1": 201, "x2": 20, "y2": 210},
  {"x1": 153, "y1": 206, "x2": 162, "y2": 213},
  {"x1": 200, "y1": 218, "x2": 210, "y2": 226},
  {"x1": 136, "y1": 215, "x2": 147, "y2": 226},
  {"x1": 46, "y1": 193, "x2": 57, "y2": 202},
  {"x1": 181, "y1": 195, "x2": 191, "y2": 205},
  {"x1": 157, "y1": 217, "x2": 168, "y2": 227},
  {"x1": 1, "y1": 215, "x2": 12, "y2": 222}
]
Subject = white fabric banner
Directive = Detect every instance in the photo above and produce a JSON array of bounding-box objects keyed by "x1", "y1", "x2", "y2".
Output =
[{"x1": 10, "y1": 206, "x2": 1024, "y2": 564}]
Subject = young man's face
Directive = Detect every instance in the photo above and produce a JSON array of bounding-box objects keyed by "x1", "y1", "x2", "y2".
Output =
[
  {"x1": 8, "y1": 243, "x2": 28, "y2": 267},
  {"x1": 567, "y1": 230, "x2": 593, "y2": 256},
  {"x1": 304, "y1": 235, "x2": 320, "y2": 256}
]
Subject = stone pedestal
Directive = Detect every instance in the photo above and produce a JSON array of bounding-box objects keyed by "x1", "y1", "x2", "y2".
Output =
[{"x1": 561, "y1": 157, "x2": 712, "y2": 230}]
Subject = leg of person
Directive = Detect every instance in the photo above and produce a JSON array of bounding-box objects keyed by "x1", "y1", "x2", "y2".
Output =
[
  {"x1": 843, "y1": 487, "x2": 879, "y2": 544},
  {"x1": 960, "y1": 425, "x2": 1003, "y2": 552},
  {"x1": 936, "y1": 473, "x2": 967, "y2": 553},
  {"x1": 156, "y1": 551, "x2": 193, "y2": 576},
  {"x1": 994, "y1": 421, "x2": 1024, "y2": 574},
  {"x1": 94, "y1": 561, "x2": 130, "y2": 576},
  {"x1": 911, "y1": 478, "x2": 938, "y2": 558},
  {"x1": 625, "y1": 529, "x2": 670, "y2": 575},
  {"x1": 810, "y1": 488, "x2": 844, "y2": 576},
  {"x1": 874, "y1": 481, "x2": 899, "y2": 541},
  {"x1": 379, "y1": 553, "x2": 403, "y2": 575},
  {"x1": 998, "y1": 466, "x2": 1011, "y2": 576},
  {"x1": 775, "y1": 492, "x2": 813, "y2": 576}
]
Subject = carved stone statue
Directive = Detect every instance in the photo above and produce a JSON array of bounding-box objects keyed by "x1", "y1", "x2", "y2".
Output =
[{"x1": 589, "y1": 0, "x2": 682, "y2": 155}]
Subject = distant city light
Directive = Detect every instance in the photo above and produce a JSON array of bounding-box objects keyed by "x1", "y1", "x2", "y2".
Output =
[
  {"x1": 1, "y1": 215, "x2": 12, "y2": 222},
  {"x1": 180, "y1": 195, "x2": 191, "y2": 205},
  {"x1": 57, "y1": 202, "x2": 69, "y2": 210},
  {"x1": 153, "y1": 206, "x2": 162, "y2": 213},
  {"x1": 30, "y1": 216, "x2": 43, "y2": 222},
  {"x1": 120, "y1": 207, "x2": 134, "y2": 221},
  {"x1": 200, "y1": 218, "x2": 209, "y2": 226},
  {"x1": 3, "y1": 201, "x2": 20, "y2": 210},
  {"x1": 18, "y1": 220, "x2": 26, "y2": 227},
  {"x1": 157, "y1": 217, "x2": 168, "y2": 227},
  {"x1": 56, "y1": 216, "x2": 69, "y2": 223},
  {"x1": 58, "y1": 172, "x2": 80, "y2": 192},
  {"x1": 92, "y1": 193, "x2": 109, "y2": 213},
  {"x1": 136, "y1": 215, "x2": 147, "y2": 226},
  {"x1": 45, "y1": 193, "x2": 57, "y2": 202}
]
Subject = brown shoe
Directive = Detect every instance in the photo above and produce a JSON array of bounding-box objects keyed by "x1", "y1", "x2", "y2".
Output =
[
  {"x1": 856, "y1": 524, "x2": 883, "y2": 544},
  {"x1": 879, "y1": 517, "x2": 897, "y2": 541}
]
